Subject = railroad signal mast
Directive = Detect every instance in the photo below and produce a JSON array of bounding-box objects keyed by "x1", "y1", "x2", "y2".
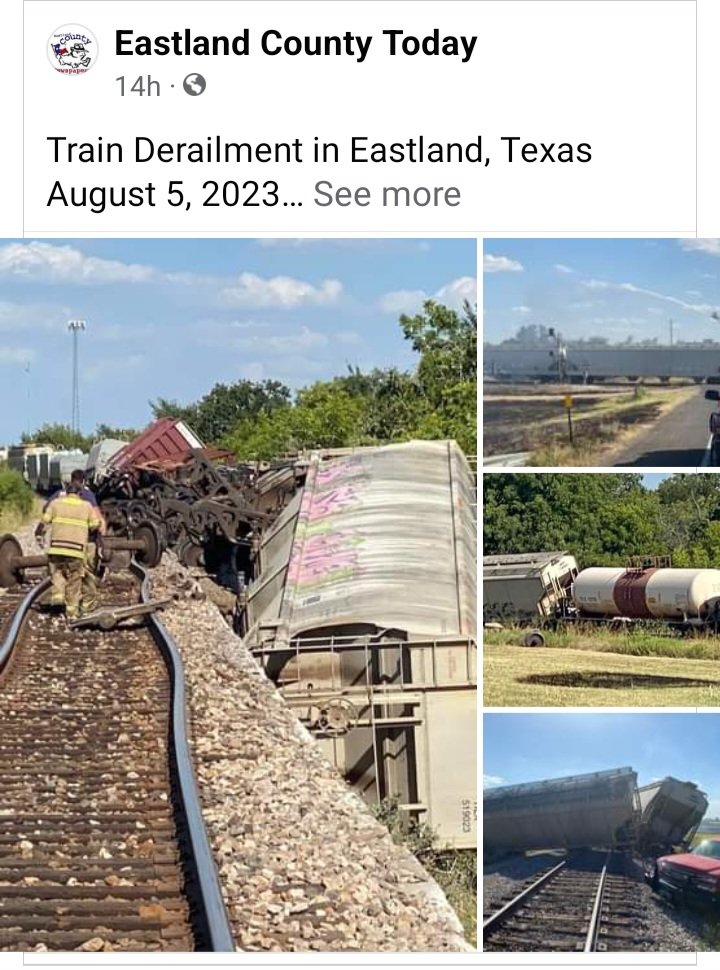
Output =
[{"x1": 67, "y1": 319, "x2": 86, "y2": 435}]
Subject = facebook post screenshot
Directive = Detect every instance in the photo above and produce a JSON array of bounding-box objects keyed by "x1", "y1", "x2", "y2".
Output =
[{"x1": 0, "y1": 0, "x2": 712, "y2": 964}]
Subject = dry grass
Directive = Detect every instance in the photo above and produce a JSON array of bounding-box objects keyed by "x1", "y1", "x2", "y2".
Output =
[
  {"x1": 528, "y1": 388, "x2": 695, "y2": 465},
  {"x1": 0, "y1": 496, "x2": 41, "y2": 533},
  {"x1": 483, "y1": 643, "x2": 720, "y2": 707}
]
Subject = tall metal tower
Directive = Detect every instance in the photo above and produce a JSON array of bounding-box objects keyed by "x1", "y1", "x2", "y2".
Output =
[{"x1": 67, "y1": 320, "x2": 86, "y2": 434}]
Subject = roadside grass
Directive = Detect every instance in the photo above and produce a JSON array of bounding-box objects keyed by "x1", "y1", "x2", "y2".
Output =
[
  {"x1": 529, "y1": 388, "x2": 694, "y2": 465},
  {"x1": 483, "y1": 626, "x2": 720, "y2": 660},
  {"x1": 483, "y1": 643, "x2": 720, "y2": 707}
]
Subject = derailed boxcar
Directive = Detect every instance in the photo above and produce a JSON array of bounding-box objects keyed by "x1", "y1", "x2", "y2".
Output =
[
  {"x1": 483, "y1": 768, "x2": 641, "y2": 853},
  {"x1": 244, "y1": 439, "x2": 478, "y2": 849}
]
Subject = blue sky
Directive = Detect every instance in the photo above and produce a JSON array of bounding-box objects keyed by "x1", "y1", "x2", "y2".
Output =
[
  {"x1": 0, "y1": 238, "x2": 476, "y2": 443},
  {"x1": 484, "y1": 713, "x2": 720, "y2": 817},
  {"x1": 484, "y1": 239, "x2": 720, "y2": 344}
]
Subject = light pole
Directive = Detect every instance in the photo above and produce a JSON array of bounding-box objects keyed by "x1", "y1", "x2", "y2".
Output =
[{"x1": 67, "y1": 320, "x2": 86, "y2": 435}]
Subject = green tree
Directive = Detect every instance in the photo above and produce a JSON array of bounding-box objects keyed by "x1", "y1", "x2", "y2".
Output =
[
  {"x1": 21, "y1": 423, "x2": 93, "y2": 452},
  {"x1": 398, "y1": 299, "x2": 477, "y2": 453},
  {"x1": 94, "y1": 423, "x2": 138, "y2": 441},
  {"x1": 151, "y1": 379, "x2": 291, "y2": 443},
  {"x1": 225, "y1": 383, "x2": 367, "y2": 459}
]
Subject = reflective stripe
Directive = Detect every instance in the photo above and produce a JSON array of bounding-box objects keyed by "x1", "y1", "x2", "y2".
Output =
[
  {"x1": 52, "y1": 515, "x2": 93, "y2": 527},
  {"x1": 48, "y1": 548, "x2": 85, "y2": 560}
]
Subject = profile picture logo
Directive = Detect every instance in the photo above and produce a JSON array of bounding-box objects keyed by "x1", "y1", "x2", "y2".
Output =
[{"x1": 48, "y1": 24, "x2": 97, "y2": 75}]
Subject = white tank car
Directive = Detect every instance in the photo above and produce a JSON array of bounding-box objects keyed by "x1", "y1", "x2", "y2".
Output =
[{"x1": 573, "y1": 567, "x2": 720, "y2": 620}]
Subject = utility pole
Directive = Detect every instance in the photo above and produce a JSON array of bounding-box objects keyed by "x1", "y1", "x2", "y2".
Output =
[{"x1": 67, "y1": 320, "x2": 86, "y2": 435}]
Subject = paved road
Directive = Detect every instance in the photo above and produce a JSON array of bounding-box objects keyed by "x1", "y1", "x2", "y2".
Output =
[{"x1": 612, "y1": 388, "x2": 714, "y2": 466}]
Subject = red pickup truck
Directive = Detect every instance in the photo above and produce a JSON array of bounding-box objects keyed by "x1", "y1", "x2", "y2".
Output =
[{"x1": 653, "y1": 838, "x2": 720, "y2": 905}]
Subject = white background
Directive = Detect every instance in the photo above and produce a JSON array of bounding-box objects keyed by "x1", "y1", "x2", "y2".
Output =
[
  {"x1": 0, "y1": 0, "x2": 718, "y2": 966},
  {"x1": 15, "y1": 0, "x2": 697, "y2": 235}
]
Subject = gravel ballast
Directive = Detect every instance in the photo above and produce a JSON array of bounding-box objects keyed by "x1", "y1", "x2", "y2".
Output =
[
  {"x1": 150, "y1": 555, "x2": 471, "y2": 952},
  {"x1": 483, "y1": 852, "x2": 707, "y2": 952}
]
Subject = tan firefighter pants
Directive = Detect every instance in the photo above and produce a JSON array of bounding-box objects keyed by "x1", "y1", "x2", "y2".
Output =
[{"x1": 48, "y1": 556, "x2": 85, "y2": 617}]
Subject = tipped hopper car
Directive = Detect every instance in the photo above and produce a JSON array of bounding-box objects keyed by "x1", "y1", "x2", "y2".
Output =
[
  {"x1": 638, "y1": 778, "x2": 708, "y2": 854},
  {"x1": 484, "y1": 769, "x2": 707, "y2": 857},
  {"x1": 483, "y1": 768, "x2": 640, "y2": 853}
]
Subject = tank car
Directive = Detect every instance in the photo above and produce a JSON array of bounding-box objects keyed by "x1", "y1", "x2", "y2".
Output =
[{"x1": 572, "y1": 565, "x2": 720, "y2": 628}]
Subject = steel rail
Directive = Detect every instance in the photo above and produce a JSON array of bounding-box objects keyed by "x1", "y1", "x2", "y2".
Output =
[
  {"x1": 0, "y1": 566, "x2": 234, "y2": 952},
  {"x1": 483, "y1": 860, "x2": 567, "y2": 934},
  {"x1": 0, "y1": 577, "x2": 51, "y2": 674},
  {"x1": 584, "y1": 858, "x2": 610, "y2": 952},
  {"x1": 132, "y1": 559, "x2": 235, "y2": 952}
]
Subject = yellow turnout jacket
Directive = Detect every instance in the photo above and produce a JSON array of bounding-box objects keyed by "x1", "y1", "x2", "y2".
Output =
[{"x1": 42, "y1": 493, "x2": 102, "y2": 559}]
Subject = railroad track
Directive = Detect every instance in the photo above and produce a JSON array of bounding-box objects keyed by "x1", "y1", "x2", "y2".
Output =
[
  {"x1": 0, "y1": 562, "x2": 234, "y2": 952},
  {"x1": 483, "y1": 852, "x2": 649, "y2": 952}
]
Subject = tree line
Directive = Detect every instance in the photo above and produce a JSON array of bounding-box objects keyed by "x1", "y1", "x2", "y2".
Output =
[
  {"x1": 484, "y1": 474, "x2": 720, "y2": 568},
  {"x1": 21, "y1": 300, "x2": 477, "y2": 459}
]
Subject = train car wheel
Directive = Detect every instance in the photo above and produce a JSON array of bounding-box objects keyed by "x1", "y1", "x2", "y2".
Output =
[
  {"x1": 0, "y1": 534, "x2": 23, "y2": 588},
  {"x1": 133, "y1": 521, "x2": 163, "y2": 569}
]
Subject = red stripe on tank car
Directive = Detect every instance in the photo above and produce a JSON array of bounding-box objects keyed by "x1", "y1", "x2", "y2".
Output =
[{"x1": 612, "y1": 568, "x2": 657, "y2": 618}]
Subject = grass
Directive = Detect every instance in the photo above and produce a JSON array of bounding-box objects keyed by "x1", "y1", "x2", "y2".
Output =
[
  {"x1": 484, "y1": 625, "x2": 720, "y2": 660},
  {"x1": 529, "y1": 387, "x2": 693, "y2": 465},
  {"x1": 0, "y1": 495, "x2": 42, "y2": 533},
  {"x1": 483, "y1": 642, "x2": 720, "y2": 707},
  {"x1": 371, "y1": 797, "x2": 477, "y2": 946}
]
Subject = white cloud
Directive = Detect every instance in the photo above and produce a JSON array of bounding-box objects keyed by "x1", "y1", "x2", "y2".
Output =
[
  {"x1": 686, "y1": 289, "x2": 702, "y2": 297},
  {"x1": 679, "y1": 239, "x2": 720, "y2": 257},
  {"x1": 220, "y1": 272, "x2": 343, "y2": 308},
  {"x1": 0, "y1": 347, "x2": 36, "y2": 365},
  {"x1": 380, "y1": 276, "x2": 477, "y2": 315},
  {"x1": 0, "y1": 242, "x2": 157, "y2": 284},
  {"x1": 222, "y1": 325, "x2": 329, "y2": 355},
  {"x1": 379, "y1": 289, "x2": 426, "y2": 314},
  {"x1": 582, "y1": 278, "x2": 720, "y2": 317},
  {"x1": 435, "y1": 275, "x2": 477, "y2": 307},
  {"x1": 484, "y1": 253, "x2": 523, "y2": 273},
  {"x1": 483, "y1": 774, "x2": 505, "y2": 789},
  {"x1": 0, "y1": 301, "x2": 70, "y2": 331},
  {"x1": 554, "y1": 263, "x2": 573, "y2": 273},
  {"x1": 512, "y1": 305, "x2": 531, "y2": 314}
]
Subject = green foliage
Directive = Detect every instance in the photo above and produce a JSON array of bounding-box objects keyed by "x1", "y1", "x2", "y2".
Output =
[
  {"x1": 0, "y1": 469, "x2": 34, "y2": 520},
  {"x1": 370, "y1": 796, "x2": 477, "y2": 945},
  {"x1": 151, "y1": 379, "x2": 291, "y2": 444},
  {"x1": 154, "y1": 299, "x2": 478, "y2": 458},
  {"x1": 20, "y1": 423, "x2": 93, "y2": 452},
  {"x1": 484, "y1": 473, "x2": 720, "y2": 568},
  {"x1": 225, "y1": 383, "x2": 367, "y2": 459},
  {"x1": 94, "y1": 423, "x2": 138, "y2": 441}
]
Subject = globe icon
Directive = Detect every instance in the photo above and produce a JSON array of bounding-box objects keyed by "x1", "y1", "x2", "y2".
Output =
[{"x1": 183, "y1": 73, "x2": 206, "y2": 96}]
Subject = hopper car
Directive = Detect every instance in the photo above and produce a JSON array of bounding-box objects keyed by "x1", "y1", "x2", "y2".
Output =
[
  {"x1": 484, "y1": 345, "x2": 720, "y2": 383},
  {"x1": 484, "y1": 768, "x2": 707, "y2": 857}
]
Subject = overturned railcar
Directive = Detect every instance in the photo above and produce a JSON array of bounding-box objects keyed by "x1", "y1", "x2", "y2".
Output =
[
  {"x1": 483, "y1": 768, "x2": 640, "y2": 853},
  {"x1": 638, "y1": 777, "x2": 708, "y2": 854},
  {"x1": 243, "y1": 439, "x2": 478, "y2": 849},
  {"x1": 484, "y1": 769, "x2": 708, "y2": 856}
]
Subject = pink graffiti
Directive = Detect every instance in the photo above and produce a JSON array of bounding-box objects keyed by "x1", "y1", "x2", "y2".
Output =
[
  {"x1": 287, "y1": 530, "x2": 362, "y2": 588},
  {"x1": 309, "y1": 484, "x2": 359, "y2": 521}
]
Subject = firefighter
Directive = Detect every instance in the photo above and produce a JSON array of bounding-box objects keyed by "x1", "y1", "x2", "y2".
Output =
[
  {"x1": 35, "y1": 480, "x2": 103, "y2": 619},
  {"x1": 43, "y1": 469, "x2": 106, "y2": 614}
]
